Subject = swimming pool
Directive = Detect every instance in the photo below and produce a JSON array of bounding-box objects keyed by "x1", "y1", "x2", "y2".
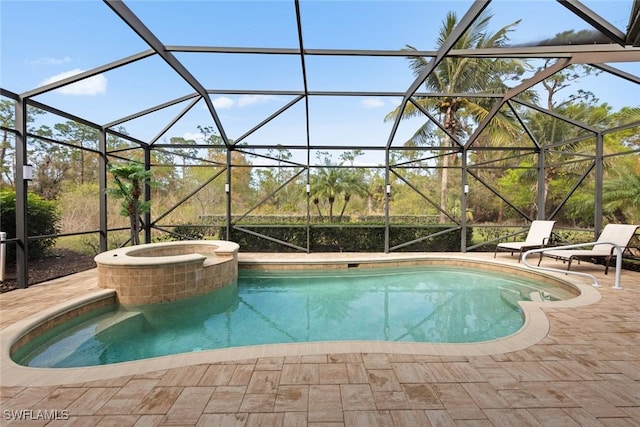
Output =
[{"x1": 12, "y1": 265, "x2": 576, "y2": 368}]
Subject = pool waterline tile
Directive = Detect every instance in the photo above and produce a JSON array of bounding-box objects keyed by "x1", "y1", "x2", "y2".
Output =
[
  {"x1": 1, "y1": 253, "x2": 640, "y2": 423},
  {"x1": 0, "y1": 253, "x2": 608, "y2": 388}
]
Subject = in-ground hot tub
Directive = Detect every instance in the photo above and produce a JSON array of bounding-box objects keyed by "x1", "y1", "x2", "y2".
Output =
[{"x1": 94, "y1": 240, "x2": 239, "y2": 304}]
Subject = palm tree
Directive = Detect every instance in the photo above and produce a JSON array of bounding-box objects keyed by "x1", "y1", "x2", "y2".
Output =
[
  {"x1": 337, "y1": 171, "x2": 368, "y2": 222},
  {"x1": 310, "y1": 166, "x2": 345, "y2": 223},
  {"x1": 602, "y1": 168, "x2": 640, "y2": 223},
  {"x1": 386, "y1": 10, "x2": 525, "y2": 223},
  {"x1": 106, "y1": 162, "x2": 154, "y2": 245},
  {"x1": 310, "y1": 160, "x2": 368, "y2": 223}
]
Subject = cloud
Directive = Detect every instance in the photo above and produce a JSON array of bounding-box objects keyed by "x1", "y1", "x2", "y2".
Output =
[
  {"x1": 27, "y1": 56, "x2": 72, "y2": 66},
  {"x1": 212, "y1": 96, "x2": 235, "y2": 109},
  {"x1": 361, "y1": 98, "x2": 385, "y2": 108},
  {"x1": 39, "y1": 69, "x2": 107, "y2": 95},
  {"x1": 237, "y1": 94, "x2": 279, "y2": 107},
  {"x1": 210, "y1": 95, "x2": 279, "y2": 110},
  {"x1": 182, "y1": 132, "x2": 204, "y2": 142},
  {"x1": 340, "y1": 159, "x2": 378, "y2": 167}
]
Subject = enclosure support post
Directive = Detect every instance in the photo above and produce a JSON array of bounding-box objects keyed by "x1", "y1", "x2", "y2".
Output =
[
  {"x1": 460, "y1": 148, "x2": 468, "y2": 252},
  {"x1": 99, "y1": 129, "x2": 108, "y2": 252},
  {"x1": 225, "y1": 148, "x2": 232, "y2": 241},
  {"x1": 144, "y1": 146, "x2": 152, "y2": 244},
  {"x1": 594, "y1": 132, "x2": 604, "y2": 237},
  {"x1": 305, "y1": 163, "x2": 311, "y2": 253},
  {"x1": 384, "y1": 149, "x2": 390, "y2": 253},
  {"x1": 14, "y1": 98, "x2": 28, "y2": 288},
  {"x1": 0, "y1": 232, "x2": 6, "y2": 282},
  {"x1": 537, "y1": 148, "x2": 546, "y2": 220}
]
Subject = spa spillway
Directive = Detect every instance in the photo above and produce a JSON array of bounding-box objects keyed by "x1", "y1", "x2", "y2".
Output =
[{"x1": 94, "y1": 240, "x2": 239, "y2": 304}]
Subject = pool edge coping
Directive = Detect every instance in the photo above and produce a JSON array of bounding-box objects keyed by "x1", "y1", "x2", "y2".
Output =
[{"x1": 0, "y1": 255, "x2": 602, "y2": 387}]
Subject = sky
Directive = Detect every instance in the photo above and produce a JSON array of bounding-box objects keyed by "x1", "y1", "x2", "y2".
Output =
[{"x1": 1, "y1": 0, "x2": 638, "y2": 166}]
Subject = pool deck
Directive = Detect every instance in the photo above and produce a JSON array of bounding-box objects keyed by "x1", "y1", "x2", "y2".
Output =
[{"x1": 1, "y1": 252, "x2": 639, "y2": 426}]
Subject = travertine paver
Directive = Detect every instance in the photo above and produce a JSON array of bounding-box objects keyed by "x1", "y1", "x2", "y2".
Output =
[
  {"x1": 203, "y1": 386, "x2": 246, "y2": 413},
  {"x1": 1, "y1": 253, "x2": 639, "y2": 426},
  {"x1": 134, "y1": 387, "x2": 183, "y2": 414},
  {"x1": 317, "y1": 363, "x2": 349, "y2": 384},
  {"x1": 273, "y1": 385, "x2": 308, "y2": 412},
  {"x1": 238, "y1": 392, "x2": 276, "y2": 413},
  {"x1": 247, "y1": 371, "x2": 281, "y2": 394},
  {"x1": 389, "y1": 409, "x2": 432, "y2": 426},
  {"x1": 198, "y1": 364, "x2": 237, "y2": 386},
  {"x1": 308, "y1": 385, "x2": 342, "y2": 423},
  {"x1": 66, "y1": 387, "x2": 120, "y2": 416},
  {"x1": 345, "y1": 362, "x2": 369, "y2": 384},
  {"x1": 280, "y1": 364, "x2": 318, "y2": 385}
]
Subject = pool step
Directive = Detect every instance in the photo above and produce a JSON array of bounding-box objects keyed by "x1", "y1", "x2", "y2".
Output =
[
  {"x1": 92, "y1": 310, "x2": 147, "y2": 346},
  {"x1": 19, "y1": 310, "x2": 147, "y2": 368},
  {"x1": 58, "y1": 311, "x2": 147, "y2": 367},
  {"x1": 500, "y1": 289, "x2": 523, "y2": 309},
  {"x1": 94, "y1": 311, "x2": 144, "y2": 335},
  {"x1": 500, "y1": 287, "x2": 550, "y2": 309}
]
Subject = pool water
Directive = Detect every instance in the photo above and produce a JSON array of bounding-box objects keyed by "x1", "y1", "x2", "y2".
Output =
[{"x1": 13, "y1": 266, "x2": 573, "y2": 368}]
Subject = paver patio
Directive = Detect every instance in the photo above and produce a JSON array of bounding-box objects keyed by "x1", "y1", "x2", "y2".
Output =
[{"x1": 1, "y1": 252, "x2": 638, "y2": 426}]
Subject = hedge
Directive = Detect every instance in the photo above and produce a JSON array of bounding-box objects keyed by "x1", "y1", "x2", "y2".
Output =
[
  {"x1": 0, "y1": 190, "x2": 60, "y2": 261},
  {"x1": 198, "y1": 214, "x2": 440, "y2": 226},
  {"x1": 225, "y1": 225, "x2": 472, "y2": 252}
]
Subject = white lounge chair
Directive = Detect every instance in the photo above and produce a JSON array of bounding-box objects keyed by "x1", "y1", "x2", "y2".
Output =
[
  {"x1": 538, "y1": 224, "x2": 638, "y2": 275},
  {"x1": 494, "y1": 220, "x2": 556, "y2": 262}
]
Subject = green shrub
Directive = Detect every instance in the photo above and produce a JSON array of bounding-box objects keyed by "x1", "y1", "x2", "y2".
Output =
[
  {"x1": 156, "y1": 224, "x2": 222, "y2": 241},
  {"x1": 201, "y1": 214, "x2": 440, "y2": 226},
  {"x1": 172, "y1": 224, "x2": 207, "y2": 240},
  {"x1": 389, "y1": 226, "x2": 472, "y2": 251},
  {"x1": 227, "y1": 226, "x2": 307, "y2": 252},
  {"x1": 225, "y1": 225, "x2": 472, "y2": 252},
  {"x1": 0, "y1": 190, "x2": 60, "y2": 261}
]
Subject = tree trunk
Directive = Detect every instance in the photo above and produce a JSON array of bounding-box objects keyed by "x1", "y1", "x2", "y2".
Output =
[
  {"x1": 0, "y1": 130, "x2": 8, "y2": 186},
  {"x1": 314, "y1": 199, "x2": 323, "y2": 221},
  {"x1": 131, "y1": 180, "x2": 141, "y2": 245},
  {"x1": 439, "y1": 153, "x2": 449, "y2": 224},
  {"x1": 338, "y1": 194, "x2": 350, "y2": 222},
  {"x1": 129, "y1": 212, "x2": 138, "y2": 246},
  {"x1": 439, "y1": 106, "x2": 456, "y2": 224},
  {"x1": 79, "y1": 142, "x2": 85, "y2": 185},
  {"x1": 328, "y1": 196, "x2": 335, "y2": 223}
]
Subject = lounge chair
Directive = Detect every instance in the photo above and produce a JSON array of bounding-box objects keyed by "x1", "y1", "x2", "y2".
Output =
[
  {"x1": 538, "y1": 224, "x2": 638, "y2": 274},
  {"x1": 494, "y1": 220, "x2": 556, "y2": 262}
]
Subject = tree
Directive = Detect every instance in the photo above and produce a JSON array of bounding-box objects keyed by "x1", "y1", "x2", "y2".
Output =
[
  {"x1": 602, "y1": 168, "x2": 640, "y2": 223},
  {"x1": 53, "y1": 121, "x2": 100, "y2": 185},
  {"x1": 0, "y1": 100, "x2": 16, "y2": 188},
  {"x1": 167, "y1": 136, "x2": 200, "y2": 184},
  {"x1": 610, "y1": 107, "x2": 640, "y2": 150},
  {"x1": 310, "y1": 165, "x2": 344, "y2": 223},
  {"x1": 310, "y1": 152, "x2": 368, "y2": 223},
  {"x1": 520, "y1": 59, "x2": 623, "y2": 221},
  {"x1": 336, "y1": 171, "x2": 368, "y2": 222},
  {"x1": 254, "y1": 146, "x2": 305, "y2": 214},
  {"x1": 386, "y1": 10, "x2": 525, "y2": 223},
  {"x1": 337, "y1": 150, "x2": 369, "y2": 220},
  {"x1": 198, "y1": 125, "x2": 256, "y2": 213},
  {"x1": 30, "y1": 125, "x2": 71, "y2": 200},
  {"x1": 105, "y1": 162, "x2": 154, "y2": 245},
  {"x1": 0, "y1": 100, "x2": 47, "y2": 188},
  {"x1": 28, "y1": 119, "x2": 112, "y2": 199}
]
